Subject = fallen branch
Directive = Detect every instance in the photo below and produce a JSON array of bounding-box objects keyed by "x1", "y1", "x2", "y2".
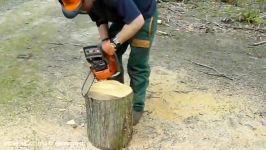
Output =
[
  {"x1": 213, "y1": 22, "x2": 223, "y2": 28},
  {"x1": 167, "y1": 7, "x2": 178, "y2": 13},
  {"x1": 191, "y1": 61, "x2": 233, "y2": 80},
  {"x1": 48, "y1": 42, "x2": 64, "y2": 45},
  {"x1": 47, "y1": 42, "x2": 83, "y2": 47},
  {"x1": 201, "y1": 19, "x2": 266, "y2": 33},
  {"x1": 223, "y1": 25, "x2": 266, "y2": 33},
  {"x1": 157, "y1": 30, "x2": 170, "y2": 36},
  {"x1": 191, "y1": 61, "x2": 219, "y2": 73},
  {"x1": 249, "y1": 40, "x2": 266, "y2": 46},
  {"x1": 162, "y1": 22, "x2": 171, "y2": 27},
  {"x1": 174, "y1": 90, "x2": 193, "y2": 94},
  {"x1": 199, "y1": 71, "x2": 234, "y2": 81}
]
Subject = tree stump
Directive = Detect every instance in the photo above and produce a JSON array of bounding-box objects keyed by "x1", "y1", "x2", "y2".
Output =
[{"x1": 84, "y1": 80, "x2": 133, "y2": 150}]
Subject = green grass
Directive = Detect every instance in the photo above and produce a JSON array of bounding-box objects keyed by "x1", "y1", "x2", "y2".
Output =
[
  {"x1": 237, "y1": 9, "x2": 264, "y2": 24},
  {"x1": 0, "y1": 0, "x2": 58, "y2": 105},
  {"x1": 187, "y1": 0, "x2": 265, "y2": 25},
  {"x1": 0, "y1": 34, "x2": 38, "y2": 104},
  {"x1": 0, "y1": 62, "x2": 38, "y2": 104},
  {"x1": 0, "y1": 23, "x2": 57, "y2": 105},
  {"x1": 220, "y1": 0, "x2": 265, "y2": 24}
]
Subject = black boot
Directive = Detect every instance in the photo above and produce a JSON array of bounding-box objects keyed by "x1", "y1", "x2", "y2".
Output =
[{"x1": 133, "y1": 110, "x2": 143, "y2": 126}]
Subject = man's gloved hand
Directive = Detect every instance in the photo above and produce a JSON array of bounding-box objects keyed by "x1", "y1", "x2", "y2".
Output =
[{"x1": 102, "y1": 39, "x2": 116, "y2": 56}]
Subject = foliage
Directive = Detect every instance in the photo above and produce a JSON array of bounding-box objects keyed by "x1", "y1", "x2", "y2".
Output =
[
  {"x1": 222, "y1": 0, "x2": 265, "y2": 25},
  {"x1": 237, "y1": 9, "x2": 264, "y2": 24}
]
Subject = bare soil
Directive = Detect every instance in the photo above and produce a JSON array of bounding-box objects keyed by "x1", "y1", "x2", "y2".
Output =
[{"x1": 0, "y1": 0, "x2": 265, "y2": 150}]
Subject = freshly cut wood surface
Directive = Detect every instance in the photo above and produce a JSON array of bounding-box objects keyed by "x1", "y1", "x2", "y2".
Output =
[{"x1": 89, "y1": 80, "x2": 132, "y2": 100}]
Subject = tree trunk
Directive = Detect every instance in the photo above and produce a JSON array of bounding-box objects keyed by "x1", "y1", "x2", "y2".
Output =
[{"x1": 84, "y1": 80, "x2": 133, "y2": 150}]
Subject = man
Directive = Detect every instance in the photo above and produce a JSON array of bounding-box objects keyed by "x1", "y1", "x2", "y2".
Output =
[{"x1": 58, "y1": 0, "x2": 157, "y2": 125}]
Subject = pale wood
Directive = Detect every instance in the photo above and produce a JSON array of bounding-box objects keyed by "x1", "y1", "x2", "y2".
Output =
[
  {"x1": 89, "y1": 80, "x2": 132, "y2": 100},
  {"x1": 84, "y1": 80, "x2": 133, "y2": 150}
]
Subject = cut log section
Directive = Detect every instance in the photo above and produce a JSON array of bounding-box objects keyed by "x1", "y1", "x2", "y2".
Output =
[{"x1": 84, "y1": 80, "x2": 133, "y2": 150}]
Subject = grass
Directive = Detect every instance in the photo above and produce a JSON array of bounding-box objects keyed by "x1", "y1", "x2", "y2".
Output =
[
  {"x1": 237, "y1": 9, "x2": 264, "y2": 24},
  {"x1": 185, "y1": 0, "x2": 265, "y2": 25},
  {"x1": 0, "y1": 14, "x2": 57, "y2": 105},
  {"x1": 219, "y1": 0, "x2": 265, "y2": 24},
  {"x1": 0, "y1": 32, "x2": 37, "y2": 104},
  {"x1": 0, "y1": 35, "x2": 39, "y2": 104},
  {"x1": 0, "y1": 1, "x2": 61, "y2": 124}
]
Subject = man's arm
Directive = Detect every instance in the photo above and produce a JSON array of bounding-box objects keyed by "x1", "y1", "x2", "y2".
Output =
[
  {"x1": 112, "y1": 0, "x2": 145, "y2": 44},
  {"x1": 98, "y1": 24, "x2": 109, "y2": 41},
  {"x1": 116, "y1": 14, "x2": 144, "y2": 44},
  {"x1": 100, "y1": 0, "x2": 145, "y2": 55},
  {"x1": 97, "y1": 14, "x2": 144, "y2": 43},
  {"x1": 100, "y1": 15, "x2": 144, "y2": 56}
]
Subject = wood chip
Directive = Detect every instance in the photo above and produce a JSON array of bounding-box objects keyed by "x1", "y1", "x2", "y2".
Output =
[
  {"x1": 157, "y1": 30, "x2": 170, "y2": 36},
  {"x1": 66, "y1": 119, "x2": 77, "y2": 128}
]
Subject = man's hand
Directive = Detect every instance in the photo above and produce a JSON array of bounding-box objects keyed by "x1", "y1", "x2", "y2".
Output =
[{"x1": 102, "y1": 40, "x2": 116, "y2": 55}]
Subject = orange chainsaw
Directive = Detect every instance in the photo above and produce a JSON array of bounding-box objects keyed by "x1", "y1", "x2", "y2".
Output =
[{"x1": 81, "y1": 45, "x2": 120, "y2": 96}]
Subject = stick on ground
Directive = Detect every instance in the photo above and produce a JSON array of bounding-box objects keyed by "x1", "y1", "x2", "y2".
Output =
[
  {"x1": 250, "y1": 41, "x2": 266, "y2": 46},
  {"x1": 191, "y1": 61, "x2": 233, "y2": 80}
]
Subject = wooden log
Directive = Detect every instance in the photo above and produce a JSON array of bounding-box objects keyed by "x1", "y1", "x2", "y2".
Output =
[{"x1": 84, "y1": 80, "x2": 133, "y2": 150}]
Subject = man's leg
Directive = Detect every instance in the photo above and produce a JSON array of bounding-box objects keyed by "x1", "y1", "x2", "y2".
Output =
[
  {"x1": 128, "y1": 12, "x2": 158, "y2": 114},
  {"x1": 108, "y1": 22, "x2": 129, "y2": 83}
]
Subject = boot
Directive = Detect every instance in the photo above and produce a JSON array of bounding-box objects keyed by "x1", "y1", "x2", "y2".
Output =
[{"x1": 133, "y1": 110, "x2": 143, "y2": 126}]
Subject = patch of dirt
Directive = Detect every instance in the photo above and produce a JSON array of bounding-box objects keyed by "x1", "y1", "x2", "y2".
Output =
[{"x1": 0, "y1": 0, "x2": 265, "y2": 150}]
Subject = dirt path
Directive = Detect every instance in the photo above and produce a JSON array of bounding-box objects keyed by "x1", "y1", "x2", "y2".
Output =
[{"x1": 0, "y1": 0, "x2": 265, "y2": 150}]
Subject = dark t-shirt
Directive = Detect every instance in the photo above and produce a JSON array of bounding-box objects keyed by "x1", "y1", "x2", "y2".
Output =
[{"x1": 88, "y1": 0, "x2": 156, "y2": 26}]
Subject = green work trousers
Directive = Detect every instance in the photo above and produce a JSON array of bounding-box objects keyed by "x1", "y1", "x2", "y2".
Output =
[{"x1": 108, "y1": 11, "x2": 158, "y2": 112}]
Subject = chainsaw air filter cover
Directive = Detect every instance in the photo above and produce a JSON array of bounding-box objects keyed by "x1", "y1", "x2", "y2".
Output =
[{"x1": 83, "y1": 45, "x2": 107, "y2": 71}]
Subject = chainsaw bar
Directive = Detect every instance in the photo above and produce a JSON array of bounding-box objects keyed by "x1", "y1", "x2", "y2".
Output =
[{"x1": 81, "y1": 70, "x2": 95, "y2": 97}]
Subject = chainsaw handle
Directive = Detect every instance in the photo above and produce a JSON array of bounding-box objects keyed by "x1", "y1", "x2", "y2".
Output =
[{"x1": 110, "y1": 53, "x2": 121, "y2": 78}]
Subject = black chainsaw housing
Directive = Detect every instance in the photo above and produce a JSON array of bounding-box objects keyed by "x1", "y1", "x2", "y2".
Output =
[{"x1": 83, "y1": 45, "x2": 107, "y2": 71}]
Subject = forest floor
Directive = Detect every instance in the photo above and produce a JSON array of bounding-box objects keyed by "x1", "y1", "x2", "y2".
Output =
[{"x1": 0, "y1": 0, "x2": 265, "y2": 149}]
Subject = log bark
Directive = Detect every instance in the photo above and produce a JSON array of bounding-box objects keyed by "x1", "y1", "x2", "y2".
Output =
[{"x1": 84, "y1": 80, "x2": 133, "y2": 150}]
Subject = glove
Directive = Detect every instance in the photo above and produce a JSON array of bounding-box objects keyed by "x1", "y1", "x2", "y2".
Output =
[{"x1": 101, "y1": 39, "x2": 116, "y2": 56}]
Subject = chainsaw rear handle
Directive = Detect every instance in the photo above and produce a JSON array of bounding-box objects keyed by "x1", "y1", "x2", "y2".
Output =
[
  {"x1": 100, "y1": 47, "x2": 121, "y2": 79},
  {"x1": 108, "y1": 53, "x2": 121, "y2": 79}
]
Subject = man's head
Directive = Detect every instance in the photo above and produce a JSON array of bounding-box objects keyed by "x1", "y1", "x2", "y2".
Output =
[{"x1": 59, "y1": 0, "x2": 94, "y2": 19}]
